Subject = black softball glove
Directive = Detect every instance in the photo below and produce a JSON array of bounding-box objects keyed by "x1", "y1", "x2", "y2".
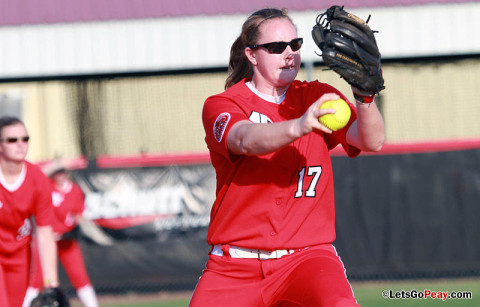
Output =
[
  {"x1": 30, "y1": 287, "x2": 70, "y2": 307},
  {"x1": 312, "y1": 5, "x2": 385, "y2": 95}
]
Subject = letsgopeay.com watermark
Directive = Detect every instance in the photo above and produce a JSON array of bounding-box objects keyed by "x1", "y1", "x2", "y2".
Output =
[{"x1": 382, "y1": 289, "x2": 473, "y2": 301}]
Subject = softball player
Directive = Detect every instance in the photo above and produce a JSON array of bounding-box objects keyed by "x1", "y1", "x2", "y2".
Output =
[
  {"x1": 0, "y1": 116, "x2": 59, "y2": 307},
  {"x1": 23, "y1": 163, "x2": 99, "y2": 307},
  {"x1": 189, "y1": 8, "x2": 385, "y2": 307}
]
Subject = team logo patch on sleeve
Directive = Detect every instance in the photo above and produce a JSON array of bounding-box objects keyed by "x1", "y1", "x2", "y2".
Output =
[{"x1": 214, "y1": 112, "x2": 231, "y2": 143}]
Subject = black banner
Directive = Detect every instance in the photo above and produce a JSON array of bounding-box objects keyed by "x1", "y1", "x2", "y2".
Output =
[
  {"x1": 63, "y1": 148, "x2": 480, "y2": 294},
  {"x1": 333, "y1": 149, "x2": 480, "y2": 280}
]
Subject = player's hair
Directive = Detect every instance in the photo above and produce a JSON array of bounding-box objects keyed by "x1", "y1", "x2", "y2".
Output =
[
  {"x1": 225, "y1": 8, "x2": 292, "y2": 89},
  {"x1": 0, "y1": 116, "x2": 24, "y2": 137}
]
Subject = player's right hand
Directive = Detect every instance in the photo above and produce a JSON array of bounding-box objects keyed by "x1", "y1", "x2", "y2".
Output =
[{"x1": 295, "y1": 93, "x2": 341, "y2": 135}]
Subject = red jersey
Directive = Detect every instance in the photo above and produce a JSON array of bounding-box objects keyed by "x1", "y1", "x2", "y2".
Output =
[
  {"x1": 50, "y1": 181, "x2": 85, "y2": 236},
  {"x1": 202, "y1": 79, "x2": 360, "y2": 251},
  {"x1": 0, "y1": 161, "x2": 53, "y2": 255}
]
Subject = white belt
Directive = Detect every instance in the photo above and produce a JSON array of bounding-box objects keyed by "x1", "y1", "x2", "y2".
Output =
[{"x1": 212, "y1": 245, "x2": 303, "y2": 260}]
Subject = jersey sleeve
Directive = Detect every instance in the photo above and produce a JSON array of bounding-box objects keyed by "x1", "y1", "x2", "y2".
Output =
[
  {"x1": 31, "y1": 166, "x2": 55, "y2": 227},
  {"x1": 71, "y1": 183, "x2": 86, "y2": 215},
  {"x1": 202, "y1": 94, "x2": 250, "y2": 161}
]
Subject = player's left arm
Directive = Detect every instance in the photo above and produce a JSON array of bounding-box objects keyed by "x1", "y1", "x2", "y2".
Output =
[
  {"x1": 312, "y1": 6, "x2": 385, "y2": 152},
  {"x1": 76, "y1": 215, "x2": 114, "y2": 246},
  {"x1": 346, "y1": 88, "x2": 385, "y2": 152},
  {"x1": 36, "y1": 225, "x2": 59, "y2": 287}
]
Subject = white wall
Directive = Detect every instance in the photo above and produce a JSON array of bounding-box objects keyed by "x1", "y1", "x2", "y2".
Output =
[{"x1": 0, "y1": 2, "x2": 479, "y2": 79}]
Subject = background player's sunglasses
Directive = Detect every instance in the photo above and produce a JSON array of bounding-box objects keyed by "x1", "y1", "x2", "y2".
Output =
[
  {"x1": 247, "y1": 38, "x2": 303, "y2": 54},
  {"x1": 0, "y1": 136, "x2": 30, "y2": 143}
]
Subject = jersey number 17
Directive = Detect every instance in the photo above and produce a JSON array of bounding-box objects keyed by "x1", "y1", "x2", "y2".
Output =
[{"x1": 294, "y1": 166, "x2": 322, "y2": 198}]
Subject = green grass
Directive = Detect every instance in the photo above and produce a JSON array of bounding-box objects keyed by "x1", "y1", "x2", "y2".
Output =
[{"x1": 77, "y1": 278, "x2": 479, "y2": 307}]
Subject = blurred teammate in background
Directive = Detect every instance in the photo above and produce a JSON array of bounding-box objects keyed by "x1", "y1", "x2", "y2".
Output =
[
  {"x1": 23, "y1": 160, "x2": 111, "y2": 307},
  {"x1": 190, "y1": 8, "x2": 384, "y2": 306},
  {"x1": 0, "y1": 116, "x2": 59, "y2": 307}
]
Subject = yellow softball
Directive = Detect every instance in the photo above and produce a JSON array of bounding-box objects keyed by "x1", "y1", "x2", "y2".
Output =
[{"x1": 318, "y1": 98, "x2": 351, "y2": 131}]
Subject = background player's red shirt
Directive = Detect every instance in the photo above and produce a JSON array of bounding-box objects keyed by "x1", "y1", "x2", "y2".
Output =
[
  {"x1": 0, "y1": 161, "x2": 53, "y2": 255},
  {"x1": 202, "y1": 79, "x2": 360, "y2": 251},
  {"x1": 50, "y1": 181, "x2": 85, "y2": 236}
]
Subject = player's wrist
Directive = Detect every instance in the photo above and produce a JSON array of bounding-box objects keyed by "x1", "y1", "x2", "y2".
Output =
[
  {"x1": 44, "y1": 278, "x2": 59, "y2": 288},
  {"x1": 354, "y1": 93, "x2": 375, "y2": 105}
]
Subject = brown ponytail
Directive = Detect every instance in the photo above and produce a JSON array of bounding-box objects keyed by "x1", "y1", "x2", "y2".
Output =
[{"x1": 225, "y1": 8, "x2": 291, "y2": 89}]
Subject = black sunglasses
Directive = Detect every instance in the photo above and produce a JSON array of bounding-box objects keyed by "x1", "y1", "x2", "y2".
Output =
[
  {"x1": 0, "y1": 136, "x2": 30, "y2": 143},
  {"x1": 247, "y1": 38, "x2": 303, "y2": 54}
]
